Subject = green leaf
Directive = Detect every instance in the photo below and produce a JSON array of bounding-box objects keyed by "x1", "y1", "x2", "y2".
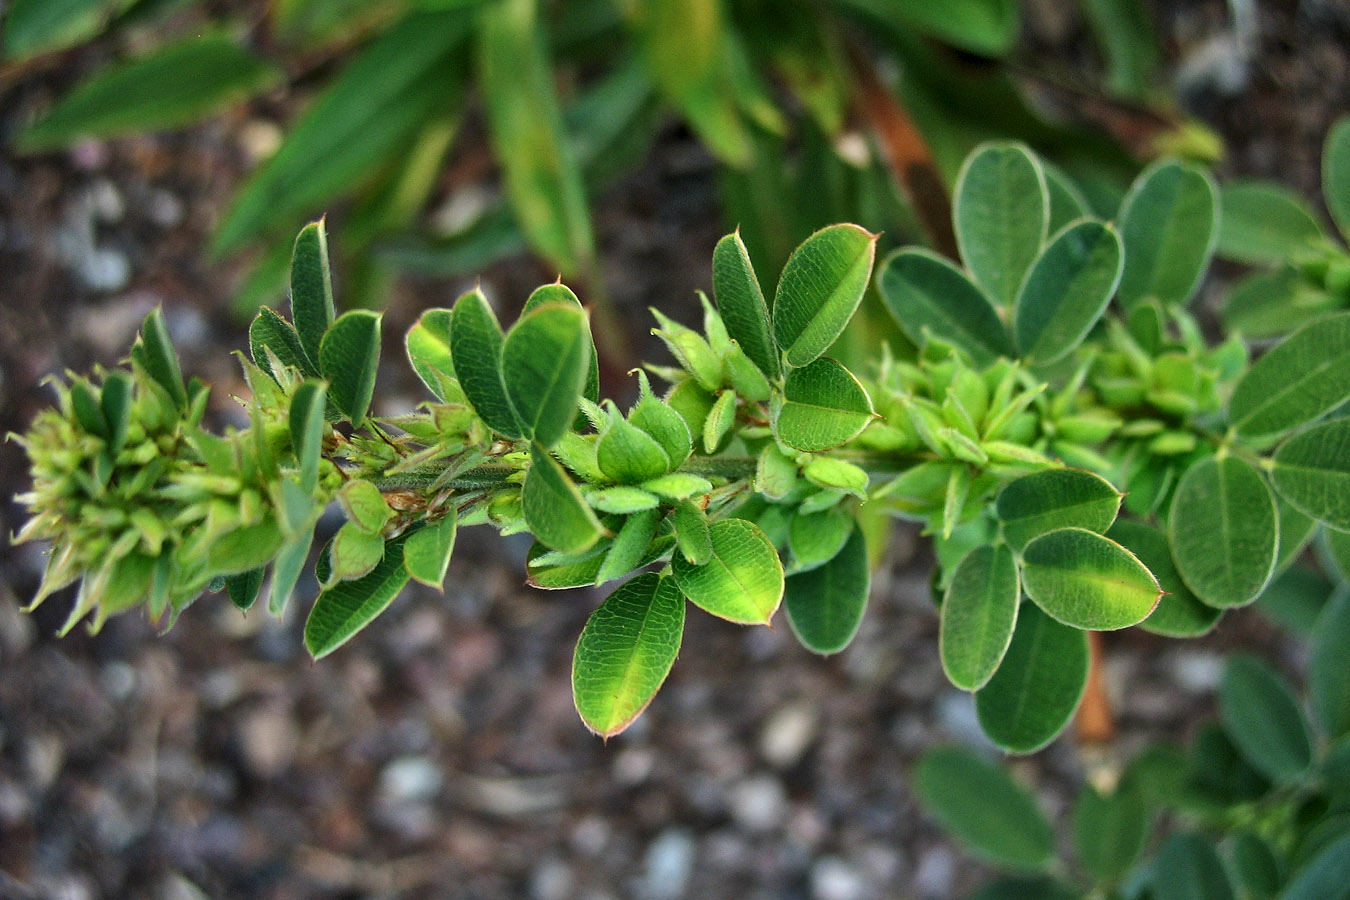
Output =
[
  {"x1": 572, "y1": 573, "x2": 685, "y2": 737},
  {"x1": 586, "y1": 486, "x2": 660, "y2": 515},
  {"x1": 788, "y1": 506, "x2": 854, "y2": 572},
  {"x1": 1171, "y1": 456, "x2": 1279, "y2": 607},
  {"x1": 269, "y1": 526, "x2": 314, "y2": 617},
  {"x1": 338, "y1": 480, "x2": 393, "y2": 534},
  {"x1": 1020, "y1": 528, "x2": 1160, "y2": 630},
  {"x1": 1327, "y1": 116, "x2": 1350, "y2": 238},
  {"x1": 597, "y1": 410, "x2": 671, "y2": 484},
  {"x1": 670, "y1": 518, "x2": 784, "y2": 625},
  {"x1": 406, "y1": 308, "x2": 455, "y2": 400},
  {"x1": 1219, "y1": 655, "x2": 1313, "y2": 780},
  {"x1": 526, "y1": 541, "x2": 607, "y2": 589},
  {"x1": 784, "y1": 520, "x2": 869, "y2": 654},
  {"x1": 672, "y1": 500, "x2": 713, "y2": 565},
  {"x1": 975, "y1": 603, "x2": 1089, "y2": 753},
  {"x1": 713, "y1": 230, "x2": 778, "y2": 379},
  {"x1": 1280, "y1": 835, "x2": 1350, "y2": 900},
  {"x1": 596, "y1": 508, "x2": 662, "y2": 586},
  {"x1": 1217, "y1": 180, "x2": 1324, "y2": 264},
  {"x1": 522, "y1": 444, "x2": 603, "y2": 554},
  {"x1": 629, "y1": 374, "x2": 691, "y2": 468},
  {"x1": 953, "y1": 142, "x2": 1049, "y2": 309},
  {"x1": 477, "y1": 0, "x2": 594, "y2": 276},
  {"x1": 1072, "y1": 785, "x2": 1147, "y2": 884},
  {"x1": 1229, "y1": 312, "x2": 1350, "y2": 440},
  {"x1": 250, "y1": 307, "x2": 318, "y2": 380},
  {"x1": 876, "y1": 248, "x2": 1014, "y2": 364},
  {"x1": 1312, "y1": 590, "x2": 1350, "y2": 739},
  {"x1": 2, "y1": 0, "x2": 128, "y2": 61},
  {"x1": 857, "y1": 0, "x2": 1019, "y2": 55},
  {"x1": 225, "y1": 568, "x2": 265, "y2": 612},
  {"x1": 329, "y1": 522, "x2": 386, "y2": 582},
  {"x1": 523, "y1": 282, "x2": 599, "y2": 404},
  {"x1": 914, "y1": 746, "x2": 1054, "y2": 870},
  {"x1": 130, "y1": 308, "x2": 187, "y2": 409},
  {"x1": 641, "y1": 472, "x2": 711, "y2": 502},
  {"x1": 18, "y1": 32, "x2": 280, "y2": 151},
  {"x1": 207, "y1": 519, "x2": 284, "y2": 577},
  {"x1": 1042, "y1": 160, "x2": 1091, "y2": 233},
  {"x1": 996, "y1": 468, "x2": 1122, "y2": 552},
  {"x1": 216, "y1": 12, "x2": 470, "y2": 253},
  {"x1": 1013, "y1": 220, "x2": 1124, "y2": 366},
  {"x1": 1271, "y1": 418, "x2": 1350, "y2": 531},
  {"x1": 1080, "y1": 0, "x2": 1161, "y2": 99},
  {"x1": 304, "y1": 532, "x2": 413, "y2": 658},
  {"x1": 1324, "y1": 525, "x2": 1350, "y2": 581},
  {"x1": 450, "y1": 288, "x2": 522, "y2": 438},
  {"x1": 502, "y1": 302, "x2": 590, "y2": 448},
  {"x1": 1107, "y1": 520, "x2": 1221, "y2": 637},
  {"x1": 771, "y1": 357, "x2": 873, "y2": 452},
  {"x1": 319, "y1": 310, "x2": 382, "y2": 428},
  {"x1": 940, "y1": 544, "x2": 1019, "y2": 691},
  {"x1": 772, "y1": 224, "x2": 878, "y2": 368},
  {"x1": 1229, "y1": 832, "x2": 1282, "y2": 900},
  {"x1": 1153, "y1": 834, "x2": 1236, "y2": 900},
  {"x1": 1116, "y1": 160, "x2": 1219, "y2": 310},
  {"x1": 290, "y1": 221, "x2": 336, "y2": 366},
  {"x1": 403, "y1": 512, "x2": 457, "y2": 589},
  {"x1": 99, "y1": 371, "x2": 133, "y2": 453},
  {"x1": 702, "y1": 389, "x2": 737, "y2": 454},
  {"x1": 1222, "y1": 267, "x2": 1340, "y2": 340},
  {"x1": 288, "y1": 380, "x2": 328, "y2": 495}
]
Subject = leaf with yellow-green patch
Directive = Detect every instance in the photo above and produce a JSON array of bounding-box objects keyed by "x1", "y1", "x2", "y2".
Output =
[
  {"x1": 522, "y1": 443, "x2": 603, "y2": 554},
  {"x1": 671, "y1": 518, "x2": 783, "y2": 625},
  {"x1": 772, "y1": 224, "x2": 877, "y2": 368},
  {"x1": 403, "y1": 512, "x2": 457, "y2": 589}
]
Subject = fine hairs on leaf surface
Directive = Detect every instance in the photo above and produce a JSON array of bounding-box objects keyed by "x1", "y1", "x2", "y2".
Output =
[{"x1": 14, "y1": 135, "x2": 1350, "y2": 756}]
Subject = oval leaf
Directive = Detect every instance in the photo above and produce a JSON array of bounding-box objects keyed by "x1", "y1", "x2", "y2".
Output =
[
  {"x1": 671, "y1": 518, "x2": 784, "y2": 625},
  {"x1": 403, "y1": 512, "x2": 457, "y2": 589},
  {"x1": 290, "y1": 221, "x2": 336, "y2": 366},
  {"x1": 713, "y1": 230, "x2": 778, "y2": 379},
  {"x1": 1271, "y1": 418, "x2": 1350, "y2": 531},
  {"x1": 597, "y1": 412, "x2": 671, "y2": 484},
  {"x1": 319, "y1": 310, "x2": 382, "y2": 428},
  {"x1": 1217, "y1": 180, "x2": 1323, "y2": 265},
  {"x1": 1021, "y1": 528, "x2": 1160, "y2": 630},
  {"x1": 1312, "y1": 590, "x2": 1350, "y2": 740},
  {"x1": 1153, "y1": 834, "x2": 1235, "y2": 900},
  {"x1": 406, "y1": 308, "x2": 456, "y2": 400},
  {"x1": 771, "y1": 357, "x2": 873, "y2": 452},
  {"x1": 1107, "y1": 520, "x2": 1221, "y2": 637},
  {"x1": 1013, "y1": 220, "x2": 1124, "y2": 366},
  {"x1": 1117, "y1": 160, "x2": 1219, "y2": 310},
  {"x1": 502, "y1": 302, "x2": 590, "y2": 448},
  {"x1": 572, "y1": 573, "x2": 685, "y2": 737},
  {"x1": 523, "y1": 282, "x2": 599, "y2": 403},
  {"x1": 1170, "y1": 456, "x2": 1279, "y2": 607},
  {"x1": 784, "y1": 520, "x2": 870, "y2": 654},
  {"x1": 1219, "y1": 655, "x2": 1313, "y2": 780},
  {"x1": 772, "y1": 224, "x2": 878, "y2": 368},
  {"x1": 996, "y1": 468, "x2": 1122, "y2": 552},
  {"x1": 250, "y1": 307, "x2": 317, "y2": 380},
  {"x1": 914, "y1": 746, "x2": 1054, "y2": 869},
  {"x1": 975, "y1": 603, "x2": 1089, "y2": 753},
  {"x1": 1072, "y1": 785, "x2": 1147, "y2": 884},
  {"x1": 289, "y1": 380, "x2": 328, "y2": 494},
  {"x1": 941, "y1": 544, "x2": 1020, "y2": 691},
  {"x1": 450, "y1": 288, "x2": 522, "y2": 438},
  {"x1": 954, "y1": 142, "x2": 1049, "y2": 309},
  {"x1": 876, "y1": 248, "x2": 1013, "y2": 364},
  {"x1": 1229, "y1": 312, "x2": 1350, "y2": 439},
  {"x1": 787, "y1": 506, "x2": 854, "y2": 573},
  {"x1": 522, "y1": 444, "x2": 603, "y2": 554},
  {"x1": 1327, "y1": 116, "x2": 1350, "y2": 237},
  {"x1": 305, "y1": 532, "x2": 413, "y2": 659},
  {"x1": 1280, "y1": 834, "x2": 1350, "y2": 900}
]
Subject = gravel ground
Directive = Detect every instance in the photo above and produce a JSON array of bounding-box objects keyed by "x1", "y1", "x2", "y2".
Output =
[{"x1": 1, "y1": 2, "x2": 1345, "y2": 898}]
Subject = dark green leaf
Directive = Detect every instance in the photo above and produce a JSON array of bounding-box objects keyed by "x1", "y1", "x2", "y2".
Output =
[
  {"x1": 131, "y1": 307, "x2": 187, "y2": 409},
  {"x1": 225, "y1": 568, "x2": 265, "y2": 612},
  {"x1": 250, "y1": 307, "x2": 318, "y2": 379},
  {"x1": 319, "y1": 310, "x2": 382, "y2": 428},
  {"x1": 572, "y1": 573, "x2": 685, "y2": 737},
  {"x1": 787, "y1": 506, "x2": 854, "y2": 572},
  {"x1": 1072, "y1": 785, "x2": 1147, "y2": 884},
  {"x1": 876, "y1": 248, "x2": 1014, "y2": 364},
  {"x1": 1271, "y1": 418, "x2": 1350, "y2": 531},
  {"x1": 477, "y1": 0, "x2": 594, "y2": 276},
  {"x1": 1327, "y1": 116, "x2": 1350, "y2": 238},
  {"x1": 671, "y1": 518, "x2": 783, "y2": 625},
  {"x1": 771, "y1": 357, "x2": 873, "y2": 452},
  {"x1": 290, "y1": 221, "x2": 336, "y2": 366},
  {"x1": 502, "y1": 302, "x2": 590, "y2": 448},
  {"x1": 403, "y1": 513, "x2": 457, "y2": 589},
  {"x1": 596, "y1": 508, "x2": 662, "y2": 586},
  {"x1": 1042, "y1": 160, "x2": 1091, "y2": 233},
  {"x1": 1229, "y1": 312, "x2": 1350, "y2": 440},
  {"x1": 1312, "y1": 590, "x2": 1350, "y2": 739},
  {"x1": 304, "y1": 532, "x2": 412, "y2": 658},
  {"x1": 450, "y1": 288, "x2": 522, "y2": 438},
  {"x1": 772, "y1": 224, "x2": 877, "y2": 368},
  {"x1": 523, "y1": 282, "x2": 599, "y2": 404},
  {"x1": 1013, "y1": 220, "x2": 1124, "y2": 365},
  {"x1": 784, "y1": 520, "x2": 869, "y2": 654},
  {"x1": 1107, "y1": 520, "x2": 1221, "y2": 637},
  {"x1": 1222, "y1": 267, "x2": 1339, "y2": 340},
  {"x1": 1280, "y1": 834, "x2": 1350, "y2": 900},
  {"x1": 996, "y1": 468, "x2": 1122, "y2": 552},
  {"x1": 914, "y1": 746, "x2": 1054, "y2": 870},
  {"x1": 940, "y1": 544, "x2": 1019, "y2": 690},
  {"x1": 713, "y1": 230, "x2": 778, "y2": 379},
  {"x1": 18, "y1": 33, "x2": 280, "y2": 150},
  {"x1": 522, "y1": 444, "x2": 603, "y2": 554},
  {"x1": 1021, "y1": 528, "x2": 1160, "y2": 630},
  {"x1": 269, "y1": 526, "x2": 314, "y2": 617},
  {"x1": 1229, "y1": 832, "x2": 1282, "y2": 900},
  {"x1": 3, "y1": 0, "x2": 128, "y2": 61},
  {"x1": 288, "y1": 380, "x2": 327, "y2": 494},
  {"x1": 975, "y1": 603, "x2": 1089, "y2": 753},
  {"x1": 954, "y1": 142, "x2": 1049, "y2": 309},
  {"x1": 1217, "y1": 180, "x2": 1323, "y2": 264},
  {"x1": 1080, "y1": 0, "x2": 1161, "y2": 99},
  {"x1": 1170, "y1": 456, "x2": 1279, "y2": 607},
  {"x1": 1219, "y1": 655, "x2": 1312, "y2": 780},
  {"x1": 1153, "y1": 833, "x2": 1235, "y2": 900},
  {"x1": 1117, "y1": 160, "x2": 1219, "y2": 310}
]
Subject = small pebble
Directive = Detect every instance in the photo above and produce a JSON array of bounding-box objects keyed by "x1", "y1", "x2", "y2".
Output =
[
  {"x1": 237, "y1": 705, "x2": 298, "y2": 778},
  {"x1": 79, "y1": 248, "x2": 131, "y2": 292},
  {"x1": 378, "y1": 756, "x2": 443, "y2": 804},
  {"x1": 811, "y1": 856, "x2": 866, "y2": 900},
  {"x1": 913, "y1": 846, "x2": 956, "y2": 900},
  {"x1": 1169, "y1": 651, "x2": 1225, "y2": 694},
  {"x1": 728, "y1": 774, "x2": 787, "y2": 834},
  {"x1": 530, "y1": 857, "x2": 574, "y2": 900},
  {"x1": 759, "y1": 701, "x2": 818, "y2": 769},
  {"x1": 640, "y1": 828, "x2": 696, "y2": 900}
]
